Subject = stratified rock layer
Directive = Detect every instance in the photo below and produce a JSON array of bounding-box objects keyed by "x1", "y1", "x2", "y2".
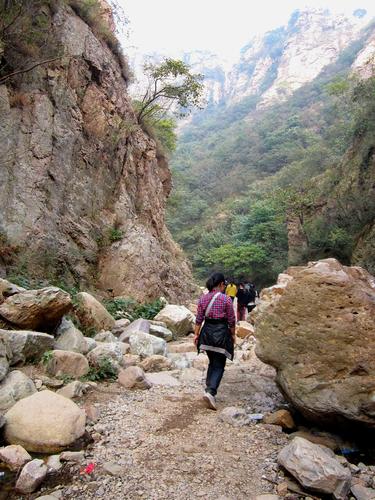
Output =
[{"x1": 255, "y1": 258, "x2": 375, "y2": 428}]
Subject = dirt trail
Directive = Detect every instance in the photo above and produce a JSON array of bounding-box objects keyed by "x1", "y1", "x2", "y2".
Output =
[{"x1": 47, "y1": 343, "x2": 289, "y2": 500}]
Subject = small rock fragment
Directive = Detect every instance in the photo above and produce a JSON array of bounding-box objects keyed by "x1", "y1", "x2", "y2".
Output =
[{"x1": 16, "y1": 458, "x2": 48, "y2": 494}]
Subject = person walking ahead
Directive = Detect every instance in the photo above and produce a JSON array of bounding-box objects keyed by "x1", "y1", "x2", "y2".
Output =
[
  {"x1": 225, "y1": 281, "x2": 237, "y2": 302},
  {"x1": 194, "y1": 272, "x2": 236, "y2": 410}
]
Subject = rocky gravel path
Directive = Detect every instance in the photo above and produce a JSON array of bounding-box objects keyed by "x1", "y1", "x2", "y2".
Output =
[{"x1": 52, "y1": 348, "x2": 289, "y2": 500}]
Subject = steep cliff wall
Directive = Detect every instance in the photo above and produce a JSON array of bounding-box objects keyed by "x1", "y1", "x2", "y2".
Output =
[{"x1": 0, "y1": 1, "x2": 196, "y2": 302}]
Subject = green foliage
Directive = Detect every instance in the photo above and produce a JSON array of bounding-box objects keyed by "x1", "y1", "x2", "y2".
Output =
[
  {"x1": 41, "y1": 350, "x2": 53, "y2": 366},
  {"x1": 104, "y1": 297, "x2": 164, "y2": 321},
  {"x1": 168, "y1": 27, "x2": 375, "y2": 286},
  {"x1": 108, "y1": 227, "x2": 123, "y2": 242},
  {"x1": 84, "y1": 357, "x2": 118, "y2": 381}
]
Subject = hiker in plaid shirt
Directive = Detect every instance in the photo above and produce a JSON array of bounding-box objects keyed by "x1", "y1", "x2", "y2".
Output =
[{"x1": 194, "y1": 272, "x2": 236, "y2": 410}]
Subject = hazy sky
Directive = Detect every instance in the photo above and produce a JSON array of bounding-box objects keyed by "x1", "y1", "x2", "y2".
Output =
[{"x1": 118, "y1": 0, "x2": 375, "y2": 59}]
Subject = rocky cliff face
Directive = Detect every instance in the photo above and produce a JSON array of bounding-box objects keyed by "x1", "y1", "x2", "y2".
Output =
[
  {"x1": 179, "y1": 9, "x2": 371, "y2": 110},
  {"x1": 0, "y1": 1, "x2": 196, "y2": 302}
]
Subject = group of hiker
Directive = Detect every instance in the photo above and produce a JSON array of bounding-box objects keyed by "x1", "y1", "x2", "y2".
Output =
[
  {"x1": 194, "y1": 272, "x2": 258, "y2": 410},
  {"x1": 224, "y1": 279, "x2": 258, "y2": 322}
]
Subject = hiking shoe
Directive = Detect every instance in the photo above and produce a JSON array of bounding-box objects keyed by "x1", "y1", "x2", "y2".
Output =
[{"x1": 203, "y1": 392, "x2": 217, "y2": 411}]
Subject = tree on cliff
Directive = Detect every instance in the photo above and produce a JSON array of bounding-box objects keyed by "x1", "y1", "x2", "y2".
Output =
[{"x1": 135, "y1": 58, "x2": 204, "y2": 122}]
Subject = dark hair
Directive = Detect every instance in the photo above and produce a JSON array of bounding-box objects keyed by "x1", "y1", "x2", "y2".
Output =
[{"x1": 206, "y1": 272, "x2": 225, "y2": 291}]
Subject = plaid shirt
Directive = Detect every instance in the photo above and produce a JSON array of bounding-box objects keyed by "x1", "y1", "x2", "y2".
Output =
[{"x1": 196, "y1": 291, "x2": 236, "y2": 327}]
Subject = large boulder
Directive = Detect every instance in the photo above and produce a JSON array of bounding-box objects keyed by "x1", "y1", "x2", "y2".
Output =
[
  {"x1": 154, "y1": 305, "x2": 195, "y2": 336},
  {"x1": 4, "y1": 390, "x2": 86, "y2": 452},
  {"x1": 0, "y1": 287, "x2": 71, "y2": 333},
  {"x1": 118, "y1": 318, "x2": 150, "y2": 342},
  {"x1": 45, "y1": 350, "x2": 89, "y2": 378},
  {"x1": 75, "y1": 292, "x2": 115, "y2": 332},
  {"x1": 0, "y1": 371, "x2": 37, "y2": 412},
  {"x1": 0, "y1": 336, "x2": 11, "y2": 381},
  {"x1": 128, "y1": 331, "x2": 167, "y2": 358},
  {"x1": 0, "y1": 330, "x2": 54, "y2": 365},
  {"x1": 255, "y1": 259, "x2": 375, "y2": 428},
  {"x1": 54, "y1": 318, "x2": 87, "y2": 354},
  {"x1": 149, "y1": 324, "x2": 173, "y2": 342},
  {"x1": 278, "y1": 437, "x2": 351, "y2": 499}
]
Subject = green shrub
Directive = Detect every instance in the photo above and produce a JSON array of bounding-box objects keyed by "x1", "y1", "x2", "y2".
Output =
[
  {"x1": 104, "y1": 297, "x2": 164, "y2": 321},
  {"x1": 109, "y1": 227, "x2": 123, "y2": 242},
  {"x1": 41, "y1": 350, "x2": 54, "y2": 366},
  {"x1": 83, "y1": 357, "x2": 118, "y2": 381}
]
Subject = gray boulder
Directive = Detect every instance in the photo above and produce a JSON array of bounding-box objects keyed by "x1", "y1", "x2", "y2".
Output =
[
  {"x1": 83, "y1": 336, "x2": 97, "y2": 353},
  {"x1": 16, "y1": 458, "x2": 48, "y2": 493},
  {"x1": 149, "y1": 324, "x2": 173, "y2": 342},
  {"x1": 112, "y1": 318, "x2": 131, "y2": 337},
  {"x1": 119, "y1": 318, "x2": 150, "y2": 342},
  {"x1": 0, "y1": 336, "x2": 11, "y2": 382},
  {"x1": 128, "y1": 331, "x2": 167, "y2": 358},
  {"x1": 0, "y1": 329, "x2": 54, "y2": 365},
  {"x1": 87, "y1": 342, "x2": 123, "y2": 372},
  {"x1": 0, "y1": 370, "x2": 37, "y2": 412},
  {"x1": 94, "y1": 331, "x2": 117, "y2": 343},
  {"x1": 278, "y1": 437, "x2": 351, "y2": 499},
  {"x1": 54, "y1": 318, "x2": 87, "y2": 354}
]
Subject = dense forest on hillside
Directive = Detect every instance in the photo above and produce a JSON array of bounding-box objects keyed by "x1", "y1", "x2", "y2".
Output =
[{"x1": 167, "y1": 23, "x2": 375, "y2": 287}]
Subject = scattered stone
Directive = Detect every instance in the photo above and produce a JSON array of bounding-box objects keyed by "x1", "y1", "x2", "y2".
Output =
[
  {"x1": 219, "y1": 407, "x2": 250, "y2": 427},
  {"x1": 154, "y1": 305, "x2": 195, "y2": 336},
  {"x1": 102, "y1": 461, "x2": 124, "y2": 476},
  {"x1": 0, "y1": 336, "x2": 11, "y2": 382},
  {"x1": 60, "y1": 450, "x2": 85, "y2": 463},
  {"x1": 84, "y1": 336, "x2": 97, "y2": 353},
  {"x1": 256, "y1": 259, "x2": 375, "y2": 428},
  {"x1": 146, "y1": 372, "x2": 180, "y2": 387},
  {"x1": 54, "y1": 318, "x2": 87, "y2": 354},
  {"x1": 94, "y1": 331, "x2": 117, "y2": 343},
  {"x1": 0, "y1": 287, "x2": 71, "y2": 333},
  {"x1": 16, "y1": 458, "x2": 48, "y2": 494},
  {"x1": 192, "y1": 353, "x2": 209, "y2": 370},
  {"x1": 128, "y1": 331, "x2": 167, "y2": 358},
  {"x1": 264, "y1": 410, "x2": 295, "y2": 430},
  {"x1": 46, "y1": 350, "x2": 89, "y2": 378},
  {"x1": 121, "y1": 354, "x2": 141, "y2": 368},
  {"x1": 87, "y1": 342, "x2": 123, "y2": 372},
  {"x1": 112, "y1": 318, "x2": 131, "y2": 337},
  {"x1": 351, "y1": 484, "x2": 375, "y2": 500},
  {"x1": 167, "y1": 352, "x2": 195, "y2": 369},
  {"x1": 0, "y1": 370, "x2": 37, "y2": 411},
  {"x1": 0, "y1": 444, "x2": 31, "y2": 471},
  {"x1": 4, "y1": 390, "x2": 86, "y2": 452},
  {"x1": 46, "y1": 454, "x2": 62, "y2": 471},
  {"x1": 75, "y1": 292, "x2": 115, "y2": 332},
  {"x1": 34, "y1": 379, "x2": 43, "y2": 390},
  {"x1": 278, "y1": 437, "x2": 351, "y2": 499},
  {"x1": 117, "y1": 367, "x2": 151, "y2": 390},
  {"x1": 0, "y1": 329, "x2": 54, "y2": 365},
  {"x1": 57, "y1": 381, "x2": 86, "y2": 399},
  {"x1": 83, "y1": 404, "x2": 100, "y2": 423},
  {"x1": 140, "y1": 355, "x2": 174, "y2": 372},
  {"x1": 276, "y1": 482, "x2": 288, "y2": 496},
  {"x1": 118, "y1": 318, "x2": 150, "y2": 342},
  {"x1": 149, "y1": 323, "x2": 173, "y2": 342},
  {"x1": 38, "y1": 375, "x2": 64, "y2": 389},
  {"x1": 236, "y1": 321, "x2": 255, "y2": 339},
  {"x1": 167, "y1": 342, "x2": 196, "y2": 354}
]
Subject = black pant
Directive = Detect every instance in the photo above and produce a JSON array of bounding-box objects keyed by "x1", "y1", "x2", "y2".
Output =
[{"x1": 205, "y1": 350, "x2": 227, "y2": 396}]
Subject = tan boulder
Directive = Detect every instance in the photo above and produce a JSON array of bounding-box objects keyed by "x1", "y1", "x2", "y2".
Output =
[
  {"x1": 117, "y1": 366, "x2": 151, "y2": 390},
  {"x1": 75, "y1": 292, "x2": 115, "y2": 332},
  {"x1": 154, "y1": 305, "x2": 195, "y2": 336},
  {"x1": 263, "y1": 409, "x2": 295, "y2": 430},
  {"x1": 255, "y1": 259, "x2": 375, "y2": 428},
  {"x1": 46, "y1": 350, "x2": 89, "y2": 378},
  {"x1": 236, "y1": 321, "x2": 255, "y2": 339},
  {"x1": 140, "y1": 355, "x2": 174, "y2": 372},
  {"x1": 168, "y1": 342, "x2": 196, "y2": 353},
  {"x1": 0, "y1": 287, "x2": 71, "y2": 333},
  {"x1": 4, "y1": 390, "x2": 86, "y2": 452},
  {"x1": 0, "y1": 444, "x2": 31, "y2": 471}
]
